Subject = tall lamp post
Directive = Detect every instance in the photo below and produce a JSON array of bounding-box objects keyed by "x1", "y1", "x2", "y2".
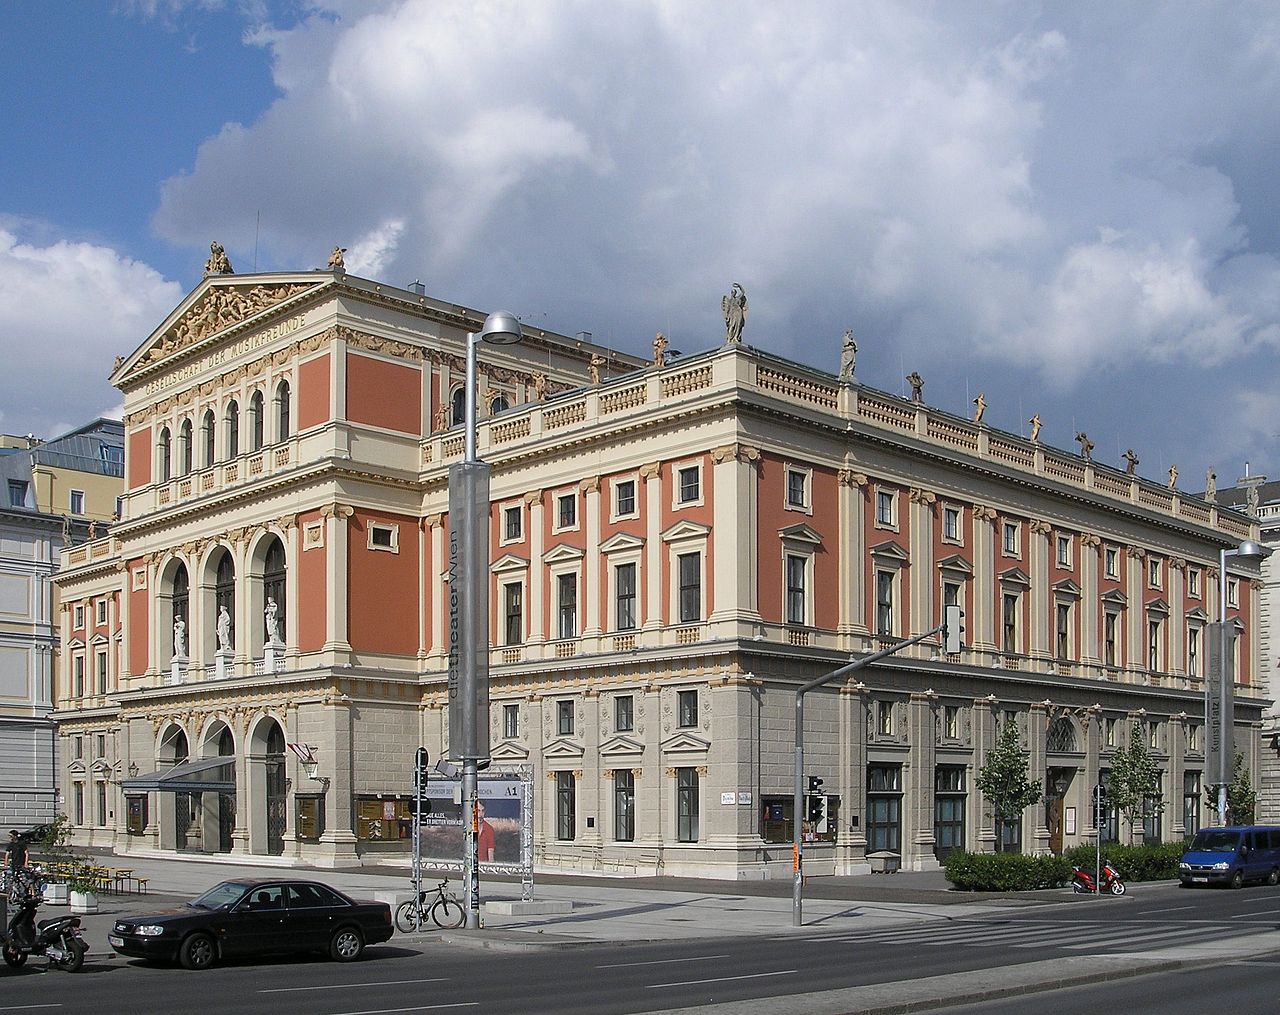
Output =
[
  {"x1": 1214, "y1": 539, "x2": 1271, "y2": 826},
  {"x1": 450, "y1": 311, "x2": 522, "y2": 930}
]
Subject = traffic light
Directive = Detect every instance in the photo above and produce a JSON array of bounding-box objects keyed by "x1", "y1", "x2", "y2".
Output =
[
  {"x1": 807, "y1": 775, "x2": 824, "y2": 796},
  {"x1": 409, "y1": 798, "x2": 433, "y2": 818},
  {"x1": 943, "y1": 604, "x2": 965, "y2": 654},
  {"x1": 415, "y1": 747, "x2": 430, "y2": 795}
]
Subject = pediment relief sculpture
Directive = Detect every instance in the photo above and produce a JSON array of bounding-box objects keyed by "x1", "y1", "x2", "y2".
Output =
[{"x1": 143, "y1": 282, "x2": 315, "y2": 367}]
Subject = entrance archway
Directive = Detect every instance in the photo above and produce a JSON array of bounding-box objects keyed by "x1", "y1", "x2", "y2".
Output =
[{"x1": 248, "y1": 716, "x2": 288, "y2": 856}]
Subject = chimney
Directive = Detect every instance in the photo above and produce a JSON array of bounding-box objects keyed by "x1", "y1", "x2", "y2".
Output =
[{"x1": 408, "y1": 280, "x2": 426, "y2": 296}]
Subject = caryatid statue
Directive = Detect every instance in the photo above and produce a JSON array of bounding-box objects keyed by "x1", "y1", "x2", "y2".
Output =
[{"x1": 722, "y1": 283, "x2": 747, "y2": 344}]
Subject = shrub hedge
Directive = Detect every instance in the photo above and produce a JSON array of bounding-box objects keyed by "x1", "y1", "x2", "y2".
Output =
[{"x1": 944, "y1": 842, "x2": 1185, "y2": 891}]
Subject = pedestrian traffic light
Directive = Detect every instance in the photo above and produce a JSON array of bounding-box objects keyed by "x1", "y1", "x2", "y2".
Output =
[
  {"x1": 807, "y1": 775, "x2": 824, "y2": 796},
  {"x1": 943, "y1": 604, "x2": 965, "y2": 654},
  {"x1": 409, "y1": 798, "x2": 433, "y2": 818},
  {"x1": 415, "y1": 747, "x2": 430, "y2": 794}
]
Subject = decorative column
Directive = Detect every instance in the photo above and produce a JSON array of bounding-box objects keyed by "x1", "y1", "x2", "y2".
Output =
[
  {"x1": 709, "y1": 444, "x2": 762, "y2": 634},
  {"x1": 317, "y1": 690, "x2": 359, "y2": 864},
  {"x1": 1169, "y1": 711, "x2": 1188, "y2": 838},
  {"x1": 1028, "y1": 520, "x2": 1052, "y2": 661},
  {"x1": 838, "y1": 469, "x2": 869, "y2": 645},
  {"x1": 1126, "y1": 547, "x2": 1146, "y2": 671},
  {"x1": 641, "y1": 464, "x2": 663, "y2": 636},
  {"x1": 971, "y1": 505, "x2": 998, "y2": 655},
  {"x1": 1080, "y1": 534, "x2": 1102, "y2": 668},
  {"x1": 704, "y1": 674, "x2": 764, "y2": 864},
  {"x1": 582, "y1": 477, "x2": 602, "y2": 639},
  {"x1": 907, "y1": 690, "x2": 940, "y2": 870},
  {"x1": 1083, "y1": 705, "x2": 1101, "y2": 840},
  {"x1": 908, "y1": 489, "x2": 936, "y2": 639},
  {"x1": 837, "y1": 681, "x2": 869, "y2": 871},
  {"x1": 321, "y1": 504, "x2": 354, "y2": 656},
  {"x1": 526, "y1": 491, "x2": 545, "y2": 648},
  {"x1": 1029, "y1": 701, "x2": 1050, "y2": 854},
  {"x1": 1168, "y1": 558, "x2": 1187, "y2": 674},
  {"x1": 973, "y1": 696, "x2": 998, "y2": 853}
]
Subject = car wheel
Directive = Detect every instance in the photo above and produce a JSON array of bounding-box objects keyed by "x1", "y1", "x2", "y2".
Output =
[
  {"x1": 329, "y1": 926, "x2": 364, "y2": 962},
  {"x1": 179, "y1": 932, "x2": 217, "y2": 970},
  {"x1": 1231, "y1": 869, "x2": 1246, "y2": 890},
  {"x1": 432, "y1": 896, "x2": 465, "y2": 929},
  {"x1": 1268, "y1": 869, "x2": 1279, "y2": 887},
  {"x1": 2, "y1": 944, "x2": 27, "y2": 968}
]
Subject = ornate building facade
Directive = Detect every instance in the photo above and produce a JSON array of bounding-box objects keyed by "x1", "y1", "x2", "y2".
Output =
[{"x1": 52, "y1": 266, "x2": 1265, "y2": 877}]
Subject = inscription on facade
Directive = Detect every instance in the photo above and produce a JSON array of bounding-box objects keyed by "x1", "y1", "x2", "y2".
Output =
[{"x1": 142, "y1": 315, "x2": 306, "y2": 396}]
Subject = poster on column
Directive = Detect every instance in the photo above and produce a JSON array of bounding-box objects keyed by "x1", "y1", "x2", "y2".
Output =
[
  {"x1": 417, "y1": 772, "x2": 528, "y2": 871},
  {"x1": 1206, "y1": 621, "x2": 1234, "y2": 788}
]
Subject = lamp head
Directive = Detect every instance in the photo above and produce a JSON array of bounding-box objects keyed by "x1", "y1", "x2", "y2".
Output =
[
  {"x1": 478, "y1": 311, "x2": 523, "y2": 345},
  {"x1": 1234, "y1": 539, "x2": 1272, "y2": 562}
]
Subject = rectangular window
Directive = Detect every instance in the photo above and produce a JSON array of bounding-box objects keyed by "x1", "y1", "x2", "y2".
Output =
[
  {"x1": 96, "y1": 599, "x2": 107, "y2": 624},
  {"x1": 867, "y1": 764, "x2": 902, "y2": 853},
  {"x1": 73, "y1": 783, "x2": 84, "y2": 826},
  {"x1": 875, "y1": 571, "x2": 894, "y2": 635},
  {"x1": 503, "y1": 505, "x2": 522, "y2": 541},
  {"x1": 502, "y1": 704, "x2": 518, "y2": 740},
  {"x1": 615, "y1": 479, "x2": 636, "y2": 517},
  {"x1": 1188, "y1": 568, "x2": 1201, "y2": 598},
  {"x1": 1056, "y1": 534, "x2": 1071, "y2": 568},
  {"x1": 1104, "y1": 612, "x2": 1119, "y2": 667},
  {"x1": 1188, "y1": 627, "x2": 1201, "y2": 677},
  {"x1": 503, "y1": 582, "x2": 523, "y2": 646},
  {"x1": 7, "y1": 480, "x2": 26, "y2": 507},
  {"x1": 677, "y1": 767, "x2": 699, "y2": 843},
  {"x1": 556, "y1": 771, "x2": 576, "y2": 840},
  {"x1": 614, "y1": 694, "x2": 634, "y2": 732},
  {"x1": 943, "y1": 506, "x2": 961, "y2": 542},
  {"x1": 785, "y1": 553, "x2": 807, "y2": 625},
  {"x1": 614, "y1": 770, "x2": 635, "y2": 842},
  {"x1": 73, "y1": 736, "x2": 83, "y2": 760},
  {"x1": 1105, "y1": 717, "x2": 1117, "y2": 748},
  {"x1": 876, "y1": 490, "x2": 895, "y2": 526},
  {"x1": 96, "y1": 733, "x2": 105, "y2": 757},
  {"x1": 1003, "y1": 522, "x2": 1019, "y2": 555},
  {"x1": 557, "y1": 573, "x2": 578, "y2": 639},
  {"x1": 786, "y1": 468, "x2": 808, "y2": 509},
  {"x1": 557, "y1": 699, "x2": 574, "y2": 737},
  {"x1": 73, "y1": 655, "x2": 84, "y2": 698},
  {"x1": 942, "y1": 581, "x2": 960, "y2": 611},
  {"x1": 1228, "y1": 579, "x2": 1239, "y2": 608},
  {"x1": 615, "y1": 562, "x2": 637, "y2": 631},
  {"x1": 1148, "y1": 618, "x2": 1161, "y2": 671},
  {"x1": 95, "y1": 650, "x2": 108, "y2": 694},
  {"x1": 1002, "y1": 593, "x2": 1018, "y2": 653},
  {"x1": 1105, "y1": 547, "x2": 1119, "y2": 578},
  {"x1": 74, "y1": 605, "x2": 85, "y2": 629},
  {"x1": 678, "y1": 552, "x2": 702, "y2": 623},
  {"x1": 877, "y1": 700, "x2": 894, "y2": 737},
  {"x1": 1149, "y1": 559, "x2": 1162, "y2": 588},
  {"x1": 934, "y1": 765, "x2": 966, "y2": 860},
  {"x1": 69, "y1": 489, "x2": 85, "y2": 514},
  {"x1": 96, "y1": 781, "x2": 107, "y2": 826},
  {"x1": 1056, "y1": 603, "x2": 1071, "y2": 660},
  {"x1": 1149, "y1": 721, "x2": 1161, "y2": 749},
  {"x1": 1183, "y1": 771, "x2": 1201, "y2": 836},
  {"x1": 677, "y1": 466, "x2": 700, "y2": 504},
  {"x1": 368, "y1": 523, "x2": 398, "y2": 551},
  {"x1": 1187, "y1": 723, "x2": 1200, "y2": 752},
  {"x1": 556, "y1": 493, "x2": 577, "y2": 529},
  {"x1": 944, "y1": 705, "x2": 959, "y2": 739},
  {"x1": 678, "y1": 689, "x2": 697, "y2": 728}
]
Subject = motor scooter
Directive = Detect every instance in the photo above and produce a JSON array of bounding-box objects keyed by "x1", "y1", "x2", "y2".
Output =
[
  {"x1": 1071, "y1": 861, "x2": 1126, "y2": 895},
  {"x1": 1, "y1": 874, "x2": 87, "y2": 972}
]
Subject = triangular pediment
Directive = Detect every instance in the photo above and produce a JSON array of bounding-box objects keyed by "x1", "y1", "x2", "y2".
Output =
[
  {"x1": 937, "y1": 554, "x2": 974, "y2": 576},
  {"x1": 89, "y1": 758, "x2": 112, "y2": 775},
  {"x1": 601, "y1": 734, "x2": 646, "y2": 757},
  {"x1": 543, "y1": 544, "x2": 585, "y2": 565},
  {"x1": 1101, "y1": 588, "x2": 1128, "y2": 606},
  {"x1": 779, "y1": 523, "x2": 823, "y2": 546},
  {"x1": 1146, "y1": 597, "x2": 1170, "y2": 615},
  {"x1": 66, "y1": 637, "x2": 85, "y2": 650},
  {"x1": 491, "y1": 740, "x2": 531, "y2": 761},
  {"x1": 870, "y1": 539, "x2": 909, "y2": 562},
  {"x1": 662, "y1": 520, "x2": 712, "y2": 543},
  {"x1": 544, "y1": 737, "x2": 585, "y2": 759},
  {"x1": 1053, "y1": 578, "x2": 1081, "y2": 596},
  {"x1": 600, "y1": 532, "x2": 645, "y2": 554},
  {"x1": 114, "y1": 274, "x2": 329, "y2": 385},
  {"x1": 90, "y1": 633, "x2": 110, "y2": 646},
  {"x1": 1000, "y1": 566, "x2": 1030, "y2": 586},
  {"x1": 1187, "y1": 606, "x2": 1209, "y2": 621},
  {"x1": 67, "y1": 759, "x2": 86, "y2": 776},
  {"x1": 659, "y1": 730, "x2": 711, "y2": 754},
  {"x1": 492, "y1": 553, "x2": 530, "y2": 574}
]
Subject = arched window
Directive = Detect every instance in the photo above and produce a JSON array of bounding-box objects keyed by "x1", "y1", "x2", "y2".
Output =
[
  {"x1": 490, "y1": 394, "x2": 510, "y2": 415},
  {"x1": 266, "y1": 722, "x2": 285, "y2": 757},
  {"x1": 158, "y1": 427, "x2": 172, "y2": 482},
  {"x1": 1047, "y1": 717, "x2": 1077, "y2": 753},
  {"x1": 249, "y1": 391, "x2": 264, "y2": 451},
  {"x1": 217, "y1": 727, "x2": 234, "y2": 757},
  {"x1": 226, "y1": 401, "x2": 240, "y2": 458},
  {"x1": 451, "y1": 387, "x2": 466, "y2": 426},
  {"x1": 275, "y1": 380, "x2": 291, "y2": 441},
  {"x1": 179, "y1": 419, "x2": 193, "y2": 475},
  {"x1": 263, "y1": 537, "x2": 287, "y2": 643},
  {"x1": 214, "y1": 550, "x2": 235, "y2": 650},
  {"x1": 202, "y1": 410, "x2": 216, "y2": 468}
]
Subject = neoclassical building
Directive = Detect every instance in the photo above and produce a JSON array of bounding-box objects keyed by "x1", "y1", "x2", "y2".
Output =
[{"x1": 52, "y1": 264, "x2": 1265, "y2": 877}]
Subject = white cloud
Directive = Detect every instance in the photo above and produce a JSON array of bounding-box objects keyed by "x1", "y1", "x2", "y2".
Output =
[
  {"x1": 0, "y1": 225, "x2": 181, "y2": 438},
  {"x1": 344, "y1": 218, "x2": 404, "y2": 277}
]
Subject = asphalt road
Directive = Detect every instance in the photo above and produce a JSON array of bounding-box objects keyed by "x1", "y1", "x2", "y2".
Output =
[{"x1": 2, "y1": 880, "x2": 1278, "y2": 1014}]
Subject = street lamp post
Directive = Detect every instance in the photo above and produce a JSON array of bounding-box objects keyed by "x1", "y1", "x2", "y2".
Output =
[
  {"x1": 450, "y1": 311, "x2": 522, "y2": 930},
  {"x1": 1213, "y1": 539, "x2": 1271, "y2": 826}
]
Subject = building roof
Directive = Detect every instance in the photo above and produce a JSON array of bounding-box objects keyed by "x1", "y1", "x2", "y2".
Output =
[{"x1": 28, "y1": 418, "x2": 124, "y2": 479}]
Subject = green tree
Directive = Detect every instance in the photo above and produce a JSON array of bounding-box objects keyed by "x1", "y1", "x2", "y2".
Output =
[
  {"x1": 1108, "y1": 723, "x2": 1163, "y2": 844},
  {"x1": 976, "y1": 717, "x2": 1042, "y2": 853},
  {"x1": 1226, "y1": 752, "x2": 1257, "y2": 826}
]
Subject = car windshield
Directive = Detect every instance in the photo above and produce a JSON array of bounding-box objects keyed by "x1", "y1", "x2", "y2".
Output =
[
  {"x1": 189, "y1": 881, "x2": 252, "y2": 910},
  {"x1": 1190, "y1": 830, "x2": 1241, "y2": 852}
]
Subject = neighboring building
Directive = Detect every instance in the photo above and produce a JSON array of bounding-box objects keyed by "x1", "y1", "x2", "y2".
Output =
[
  {"x1": 1218, "y1": 474, "x2": 1280, "y2": 823},
  {"x1": 52, "y1": 266, "x2": 1263, "y2": 877},
  {"x1": 0, "y1": 421, "x2": 122, "y2": 827}
]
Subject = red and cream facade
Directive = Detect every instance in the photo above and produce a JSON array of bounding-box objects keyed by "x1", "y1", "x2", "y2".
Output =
[{"x1": 52, "y1": 268, "x2": 1265, "y2": 876}]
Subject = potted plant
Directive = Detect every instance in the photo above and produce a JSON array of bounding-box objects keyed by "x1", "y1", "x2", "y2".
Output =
[{"x1": 67, "y1": 865, "x2": 100, "y2": 914}]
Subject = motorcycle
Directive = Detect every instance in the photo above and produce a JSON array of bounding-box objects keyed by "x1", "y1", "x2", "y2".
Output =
[
  {"x1": 1, "y1": 874, "x2": 88, "y2": 972},
  {"x1": 1071, "y1": 862, "x2": 1126, "y2": 896}
]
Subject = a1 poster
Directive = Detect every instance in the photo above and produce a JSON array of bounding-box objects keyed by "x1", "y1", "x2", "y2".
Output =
[{"x1": 418, "y1": 776, "x2": 524, "y2": 867}]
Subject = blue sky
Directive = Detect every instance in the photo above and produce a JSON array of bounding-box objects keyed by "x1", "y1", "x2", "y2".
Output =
[{"x1": 4, "y1": 1, "x2": 1280, "y2": 494}]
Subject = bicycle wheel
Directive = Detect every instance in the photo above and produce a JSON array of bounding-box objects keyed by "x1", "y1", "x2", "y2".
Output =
[
  {"x1": 431, "y1": 894, "x2": 465, "y2": 929},
  {"x1": 395, "y1": 899, "x2": 424, "y2": 933}
]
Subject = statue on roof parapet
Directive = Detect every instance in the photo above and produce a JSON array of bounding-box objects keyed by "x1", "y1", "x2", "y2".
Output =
[
  {"x1": 1168, "y1": 464, "x2": 1178, "y2": 490},
  {"x1": 838, "y1": 329, "x2": 857, "y2": 383},
  {"x1": 1028, "y1": 413, "x2": 1042, "y2": 442},
  {"x1": 722, "y1": 283, "x2": 747, "y2": 344},
  {"x1": 203, "y1": 241, "x2": 233, "y2": 276},
  {"x1": 1205, "y1": 468, "x2": 1217, "y2": 502},
  {"x1": 905, "y1": 371, "x2": 924, "y2": 404},
  {"x1": 1123, "y1": 449, "x2": 1139, "y2": 475},
  {"x1": 1075, "y1": 432, "x2": 1094, "y2": 460},
  {"x1": 328, "y1": 246, "x2": 347, "y2": 270},
  {"x1": 973, "y1": 393, "x2": 986, "y2": 424},
  {"x1": 653, "y1": 332, "x2": 668, "y2": 368},
  {"x1": 589, "y1": 354, "x2": 605, "y2": 385}
]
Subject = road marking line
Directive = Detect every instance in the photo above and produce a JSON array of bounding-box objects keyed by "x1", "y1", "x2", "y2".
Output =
[
  {"x1": 1231, "y1": 910, "x2": 1280, "y2": 919},
  {"x1": 261, "y1": 979, "x2": 451, "y2": 993},
  {"x1": 1142, "y1": 906, "x2": 1196, "y2": 914},
  {"x1": 0, "y1": 1007, "x2": 61, "y2": 1012},
  {"x1": 647, "y1": 970, "x2": 796, "y2": 989},
  {"x1": 598, "y1": 953, "x2": 730, "y2": 969},
  {"x1": 328, "y1": 1006, "x2": 477, "y2": 1015}
]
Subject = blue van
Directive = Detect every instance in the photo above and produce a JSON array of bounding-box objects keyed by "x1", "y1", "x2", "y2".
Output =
[{"x1": 1179, "y1": 826, "x2": 1280, "y2": 888}]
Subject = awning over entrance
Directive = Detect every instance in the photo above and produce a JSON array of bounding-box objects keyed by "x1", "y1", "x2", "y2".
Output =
[{"x1": 122, "y1": 756, "x2": 236, "y2": 794}]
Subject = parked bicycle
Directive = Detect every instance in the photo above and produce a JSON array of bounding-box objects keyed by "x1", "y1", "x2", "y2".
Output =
[{"x1": 395, "y1": 879, "x2": 465, "y2": 932}]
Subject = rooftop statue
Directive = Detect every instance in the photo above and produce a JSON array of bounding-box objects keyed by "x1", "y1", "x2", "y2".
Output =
[
  {"x1": 722, "y1": 283, "x2": 747, "y2": 344},
  {"x1": 1075, "y1": 432, "x2": 1095, "y2": 460},
  {"x1": 905, "y1": 371, "x2": 924, "y2": 404},
  {"x1": 653, "y1": 332, "x2": 668, "y2": 368},
  {"x1": 328, "y1": 246, "x2": 347, "y2": 270},
  {"x1": 1123, "y1": 449, "x2": 1139, "y2": 475},
  {"x1": 973, "y1": 393, "x2": 986, "y2": 424},
  {"x1": 1028, "y1": 413, "x2": 1042, "y2": 442},
  {"x1": 838, "y1": 329, "x2": 857, "y2": 382},
  {"x1": 204, "y1": 241, "x2": 233, "y2": 276}
]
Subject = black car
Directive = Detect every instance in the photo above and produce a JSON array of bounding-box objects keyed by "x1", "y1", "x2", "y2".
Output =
[{"x1": 108, "y1": 878, "x2": 393, "y2": 969}]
